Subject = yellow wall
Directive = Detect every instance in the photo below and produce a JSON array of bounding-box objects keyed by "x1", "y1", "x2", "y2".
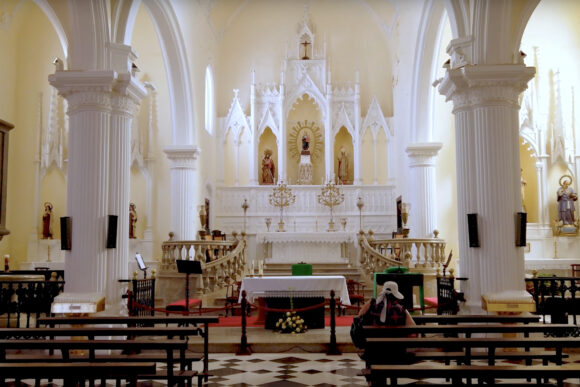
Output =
[
  {"x1": 376, "y1": 130, "x2": 388, "y2": 185},
  {"x1": 361, "y1": 130, "x2": 374, "y2": 184},
  {"x1": 519, "y1": 140, "x2": 538, "y2": 222},
  {"x1": 0, "y1": 2, "x2": 65, "y2": 264}
]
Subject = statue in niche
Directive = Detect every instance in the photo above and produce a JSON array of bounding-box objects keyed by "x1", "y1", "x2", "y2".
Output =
[
  {"x1": 262, "y1": 149, "x2": 275, "y2": 185},
  {"x1": 129, "y1": 203, "x2": 138, "y2": 239},
  {"x1": 302, "y1": 134, "x2": 310, "y2": 152},
  {"x1": 557, "y1": 175, "x2": 577, "y2": 226},
  {"x1": 337, "y1": 146, "x2": 349, "y2": 184},
  {"x1": 41, "y1": 202, "x2": 53, "y2": 239}
]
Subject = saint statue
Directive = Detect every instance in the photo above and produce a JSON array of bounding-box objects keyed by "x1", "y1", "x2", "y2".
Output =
[
  {"x1": 41, "y1": 202, "x2": 53, "y2": 239},
  {"x1": 302, "y1": 134, "x2": 310, "y2": 152},
  {"x1": 337, "y1": 146, "x2": 349, "y2": 184},
  {"x1": 557, "y1": 175, "x2": 577, "y2": 225},
  {"x1": 262, "y1": 149, "x2": 275, "y2": 184},
  {"x1": 129, "y1": 203, "x2": 138, "y2": 239}
]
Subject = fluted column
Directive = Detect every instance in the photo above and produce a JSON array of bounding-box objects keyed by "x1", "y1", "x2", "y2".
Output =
[
  {"x1": 438, "y1": 64, "x2": 535, "y2": 305},
  {"x1": 48, "y1": 71, "x2": 115, "y2": 294},
  {"x1": 107, "y1": 77, "x2": 146, "y2": 311},
  {"x1": 405, "y1": 142, "x2": 442, "y2": 238},
  {"x1": 163, "y1": 145, "x2": 200, "y2": 240}
]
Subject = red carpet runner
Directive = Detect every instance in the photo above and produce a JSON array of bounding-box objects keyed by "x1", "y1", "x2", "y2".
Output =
[{"x1": 210, "y1": 315, "x2": 354, "y2": 328}]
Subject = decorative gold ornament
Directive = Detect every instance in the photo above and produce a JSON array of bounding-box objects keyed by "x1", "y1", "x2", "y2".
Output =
[
  {"x1": 269, "y1": 181, "x2": 296, "y2": 232},
  {"x1": 288, "y1": 120, "x2": 323, "y2": 161},
  {"x1": 318, "y1": 180, "x2": 344, "y2": 232}
]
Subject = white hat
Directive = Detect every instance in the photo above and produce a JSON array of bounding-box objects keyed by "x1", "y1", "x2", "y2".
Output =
[{"x1": 381, "y1": 281, "x2": 404, "y2": 300}]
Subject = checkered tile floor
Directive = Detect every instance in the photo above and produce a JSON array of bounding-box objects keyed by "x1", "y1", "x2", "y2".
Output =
[{"x1": 7, "y1": 352, "x2": 580, "y2": 386}]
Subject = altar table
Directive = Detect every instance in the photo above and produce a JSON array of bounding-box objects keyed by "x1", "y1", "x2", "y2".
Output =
[
  {"x1": 239, "y1": 275, "x2": 351, "y2": 305},
  {"x1": 239, "y1": 276, "x2": 351, "y2": 329}
]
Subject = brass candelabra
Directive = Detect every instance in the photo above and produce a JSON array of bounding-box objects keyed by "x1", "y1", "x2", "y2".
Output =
[
  {"x1": 318, "y1": 180, "x2": 344, "y2": 231},
  {"x1": 269, "y1": 181, "x2": 295, "y2": 232}
]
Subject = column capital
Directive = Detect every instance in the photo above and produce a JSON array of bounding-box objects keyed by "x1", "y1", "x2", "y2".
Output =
[
  {"x1": 438, "y1": 64, "x2": 535, "y2": 112},
  {"x1": 406, "y1": 142, "x2": 442, "y2": 168},
  {"x1": 48, "y1": 70, "x2": 147, "y2": 114},
  {"x1": 163, "y1": 145, "x2": 201, "y2": 170}
]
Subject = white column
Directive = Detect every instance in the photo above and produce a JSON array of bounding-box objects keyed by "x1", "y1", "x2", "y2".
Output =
[
  {"x1": 278, "y1": 85, "x2": 286, "y2": 183},
  {"x1": 536, "y1": 158, "x2": 549, "y2": 225},
  {"x1": 325, "y1": 92, "x2": 333, "y2": 181},
  {"x1": 163, "y1": 145, "x2": 200, "y2": 240},
  {"x1": 405, "y1": 142, "x2": 442, "y2": 238},
  {"x1": 372, "y1": 134, "x2": 378, "y2": 185},
  {"x1": 107, "y1": 79, "x2": 146, "y2": 311},
  {"x1": 438, "y1": 64, "x2": 535, "y2": 305},
  {"x1": 354, "y1": 72, "x2": 361, "y2": 185},
  {"x1": 48, "y1": 71, "x2": 115, "y2": 294},
  {"x1": 250, "y1": 73, "x2": 258, "y2": 185}
]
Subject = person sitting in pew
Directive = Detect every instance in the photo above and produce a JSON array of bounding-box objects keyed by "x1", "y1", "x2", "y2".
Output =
[
  {"x1": 358, "y1": 281, "x2": 415, "y2": 327},
  {"x1": 352, "y1": 281, "x2": 416, "y2": 364}
]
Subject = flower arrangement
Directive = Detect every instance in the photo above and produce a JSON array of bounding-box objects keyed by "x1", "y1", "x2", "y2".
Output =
[
  {"x1": 275, "y1": 311, "x2": 307, "y2": 334},
  {"x1": 275, "y1": 287, "x2": 307, "y2": 334}
]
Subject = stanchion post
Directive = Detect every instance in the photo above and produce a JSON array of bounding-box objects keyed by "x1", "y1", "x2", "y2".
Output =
[
  {"x1": 327, "y1": 289, "x2": 341, "y2": 355},
  {"x1": 237, "y1": 290, "x2": 252, "y2": 355}
]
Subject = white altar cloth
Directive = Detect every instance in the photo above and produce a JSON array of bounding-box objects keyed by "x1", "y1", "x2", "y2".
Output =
[
  {"x1": 239, "y1": 275, "x2": 351, "y2": 305},
  {"x1": 256, "y1": 232, "x2": 354, "y2": 263}
]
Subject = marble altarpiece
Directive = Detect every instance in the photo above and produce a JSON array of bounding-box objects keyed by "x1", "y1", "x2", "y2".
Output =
[{"x1": 213, "y1": 14, "x2": 396, "y2": 267}]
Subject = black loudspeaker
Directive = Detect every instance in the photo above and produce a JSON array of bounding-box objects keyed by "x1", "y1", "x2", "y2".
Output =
[
  {"x1": 60, "y1": 217, "x2": 71, "y2": 250},
  {"x1": 106, "y1": 215, "x2": 118, "y2": 249},
  {"x1": 467, "y1": 213, "x2": 480, "y2": 248},
  {"x1": 515, "y1": 212, "x2": 527, "y2": 247}
]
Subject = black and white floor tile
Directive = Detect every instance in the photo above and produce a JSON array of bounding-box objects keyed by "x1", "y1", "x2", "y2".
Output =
[{"x1": 7, "y1": 352, "x2": 580, "y2": 386}]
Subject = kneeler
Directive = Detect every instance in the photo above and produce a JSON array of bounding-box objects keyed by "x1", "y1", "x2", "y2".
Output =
[{"x1": 166, "y1": 298, "x2": 203, "y2": 315}]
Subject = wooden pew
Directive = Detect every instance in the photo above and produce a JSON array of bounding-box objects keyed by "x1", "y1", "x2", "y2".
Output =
[
  {"x1": 360, "y1": 323, "x2": 575, "y2": 367},
  {"x1": 365, "y1": 336, "x2": 580, "y2": 366},
  {"x1": 36, "y1": 314, "x2": 219, "y2": 383},
  {"x1": 413, "y1": 314, "x2": 541, "y2": 324},
  {"x1": 0, "y1": 339, "x2": 194, "y2": 386},
  {"x1": 364, "y1": 364, "x2": 580, "y2": 386},
  {"x1": 0, "y1": 362, "x2": 156, "y2": 387},
  {"x1": 0, "y1": 326, "x2": 203, "y2": 371}
]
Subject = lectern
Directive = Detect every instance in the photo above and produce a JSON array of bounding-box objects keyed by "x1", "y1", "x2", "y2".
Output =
[{"x1": 176, "y1": 260, "x2": 202, "y2": 312}]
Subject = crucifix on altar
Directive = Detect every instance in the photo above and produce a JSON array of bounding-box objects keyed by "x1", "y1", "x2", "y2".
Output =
[{"x1": 301, "y1": 40, "x2": 310, "y2": 60}]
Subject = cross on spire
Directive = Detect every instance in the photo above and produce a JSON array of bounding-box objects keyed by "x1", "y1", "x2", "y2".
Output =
[{"x1": 301, "y1": 40, "x2": 310, "y2": 60}]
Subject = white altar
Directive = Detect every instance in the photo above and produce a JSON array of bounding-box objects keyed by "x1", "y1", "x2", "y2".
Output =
[
  {"x1": 256, "y1": 231, "x2": 354, "y2": 264},
  {"x1": 239, "y1": 275, "x2": 351, "y2": 305}
]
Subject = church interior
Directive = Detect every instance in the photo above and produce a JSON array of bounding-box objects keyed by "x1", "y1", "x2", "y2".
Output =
[{"x1": 2, "y1": 0, "x2": 580, "y2": 385}]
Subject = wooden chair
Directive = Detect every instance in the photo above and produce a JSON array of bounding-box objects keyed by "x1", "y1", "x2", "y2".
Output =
[
  {"x1": 224, "y1": 281, "x2": 242, "y2": 316},
  {"x1": 346, "y1": 278, "x2": 365, "y2": 315}
]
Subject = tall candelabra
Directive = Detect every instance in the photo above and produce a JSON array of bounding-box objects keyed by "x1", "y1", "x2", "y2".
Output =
[
  {"x1": 318, "y1": 180, "x2": 344, "y2": 232},
  {"x1": 357, "y1": 196, "x2": 364, "y2": 232},
  {"x1": 269, "y1": 181, "x2": 295, "y2": 232},
  {"x1": 241, "y1": 199, "x2": 249, "y2": 233}
]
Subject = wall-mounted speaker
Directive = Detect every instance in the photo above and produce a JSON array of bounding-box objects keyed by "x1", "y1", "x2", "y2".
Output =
[
  {"x1": 106, "y1": 215, "x2": 118, "y2": 249},
  {"x1": 515, "y1": 212, "x2": 527, "y2": 247},
  {"x1": 467, "y1": 213, "x2": 480, "y2": 248},
  {"x1": 60, "y1": 217, "x2": 71, "y2": 250}
]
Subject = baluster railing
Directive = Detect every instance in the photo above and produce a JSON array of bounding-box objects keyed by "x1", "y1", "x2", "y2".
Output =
[
  {"x1": 359, "y1": 230, "x2": 446, "y2": 275},
  {"x1": 161, "y1": 233, "x2": 247, "y2": 296}
]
